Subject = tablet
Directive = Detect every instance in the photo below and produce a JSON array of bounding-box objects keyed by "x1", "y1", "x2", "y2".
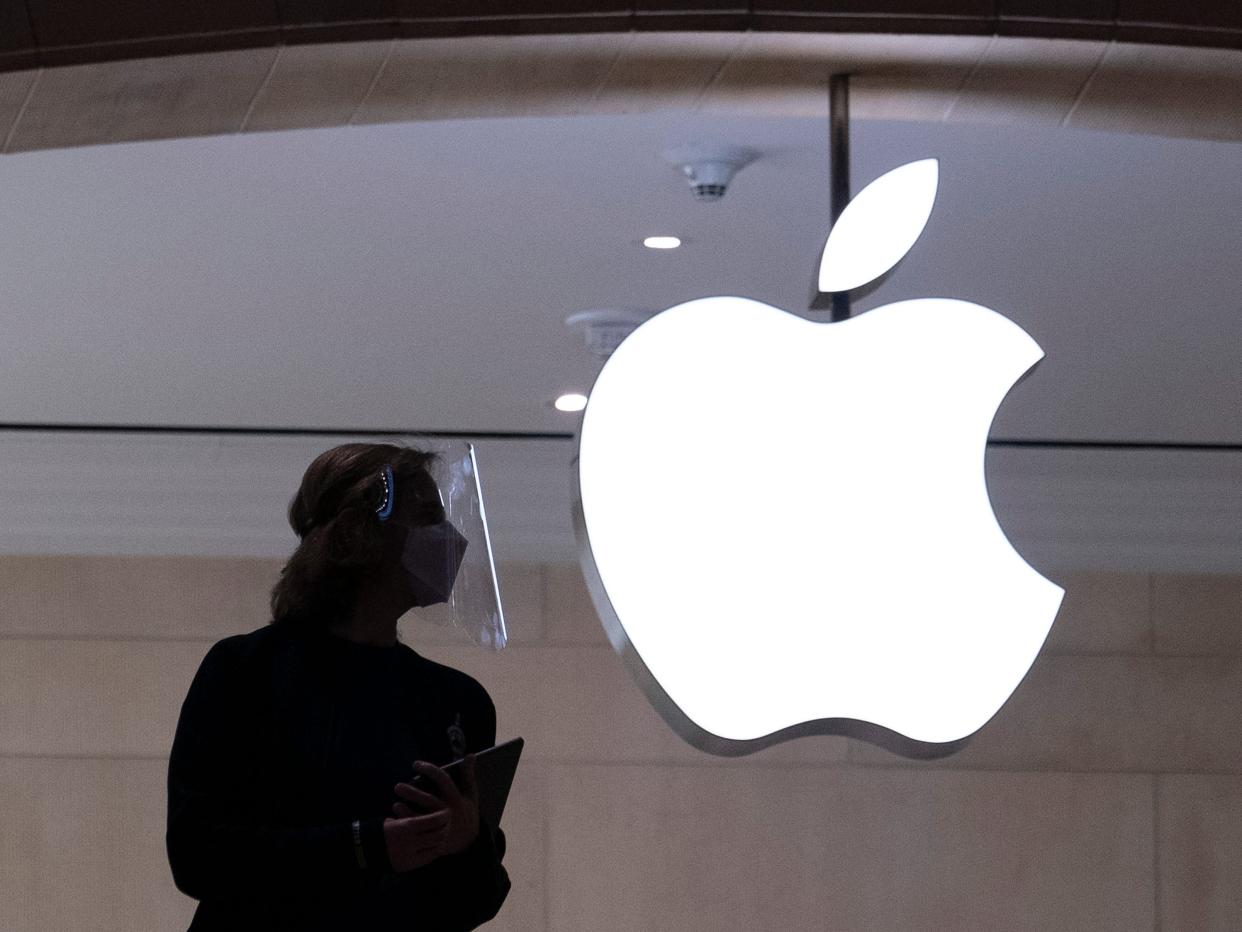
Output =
[{"x1": 412, "y1": 737, "x2": 524, "y2": 827}]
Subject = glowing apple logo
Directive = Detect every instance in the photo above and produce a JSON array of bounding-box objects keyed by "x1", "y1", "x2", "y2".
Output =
[{"x1": 572, "y1": 159, "x2": 1064, "y2": 758}]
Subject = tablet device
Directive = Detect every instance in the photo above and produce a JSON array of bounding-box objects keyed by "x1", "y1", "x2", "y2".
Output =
[{"x1": 411, "y1": 737, "x2": 524, "y2": 827}]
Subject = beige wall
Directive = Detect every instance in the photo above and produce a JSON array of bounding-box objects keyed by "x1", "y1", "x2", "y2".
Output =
[{"x1": 0, "y1": 556, "x2": 1239, "y2": 930}]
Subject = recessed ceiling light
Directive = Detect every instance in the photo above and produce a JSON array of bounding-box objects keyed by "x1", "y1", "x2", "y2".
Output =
[
  {"x1": 643, "y1": 236, "x2": 681, "y2": 250},
  {"x1": 554, "y1": 392, "x2": 589, "y2": 413}
]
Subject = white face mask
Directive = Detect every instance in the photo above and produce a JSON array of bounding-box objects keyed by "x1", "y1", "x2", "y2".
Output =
[
  {"x1": 399, "y1": 519, "x2": 469, "y2": 607},
  {"x1": 374, "y1": 453, "x2": 507, "y2": 651}
]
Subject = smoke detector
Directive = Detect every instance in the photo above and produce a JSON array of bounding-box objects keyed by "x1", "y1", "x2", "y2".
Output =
[
  {"x1": 565, "y1": 309, "x2": 656, "y2": 359},
  {"x1": 662, "y1": 142, "x2": 759, "y2": 202}
]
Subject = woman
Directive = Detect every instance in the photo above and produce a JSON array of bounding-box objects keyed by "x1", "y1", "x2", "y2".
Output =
[{"x1": 167, "y1": 443, "x2": 511, "y2": 930}]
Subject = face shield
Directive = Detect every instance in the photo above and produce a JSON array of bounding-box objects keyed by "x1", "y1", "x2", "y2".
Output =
[{"x1": 378, "y1": 441, "x2": 508, "y2": 651}]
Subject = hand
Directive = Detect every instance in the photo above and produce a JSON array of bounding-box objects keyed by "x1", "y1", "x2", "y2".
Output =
[
  {"x1": 382, "y1": 807, "x2": 451, "y2": 873},
  {"x1": 393, "y1": 755, "x2": 480, "y2": 856}
]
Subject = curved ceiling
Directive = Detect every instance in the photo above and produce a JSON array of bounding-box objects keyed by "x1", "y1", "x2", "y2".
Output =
[{"x1": 2, "y1": 30, "x2": 1242, "y2": 159}]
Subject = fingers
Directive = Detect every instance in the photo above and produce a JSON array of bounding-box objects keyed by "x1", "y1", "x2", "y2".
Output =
[
  {"x1": 409, "y1": 809, "x2": 451, "y2": 832},
  {"x1": 389, "y1": 805, "x2": 449, "y2": 826},
  {"x1": 393, "y1": 781, "x2": 446, "y2": 812},
  {"x1": 392, "y1": 802, "x2": 454, "y2": 830},
  {"x1": 410, "y1": 836, "x2": 447, "y2": 857},
  {"x1": 384, "y1": 809, "x2": 453, "y2": 873},
  {"x1": 391, "y1": 816, "x2": 449, "y2": 849},
  {"x1": 413, "y1": 760, "x2": 462, "y2": 804},
  {"x1": 390, "y1": 807, "x2": 451, "y2": 843}
]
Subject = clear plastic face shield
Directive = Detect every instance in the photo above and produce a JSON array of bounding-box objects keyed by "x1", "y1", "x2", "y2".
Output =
[{"x1": 377, "y1": 442, "x2": 507, "y2": 650}]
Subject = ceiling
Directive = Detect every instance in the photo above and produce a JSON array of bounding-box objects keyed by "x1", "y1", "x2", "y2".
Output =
[
  {"x1": 0, "y1": 111, "x2": 1239, "y2": 568},
  {"x1": 0, "y1": 110, "x2": 1240, "y2": 442}
]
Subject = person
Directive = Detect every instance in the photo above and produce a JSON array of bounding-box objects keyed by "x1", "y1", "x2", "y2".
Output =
[{"x1": 166, "y1": 442, "x2": 511, "y2": 931}]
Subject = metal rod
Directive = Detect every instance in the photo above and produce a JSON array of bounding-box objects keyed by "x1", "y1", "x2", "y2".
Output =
[{"x1": 829, "y1": 73, "x2": 851, "y2": 322}]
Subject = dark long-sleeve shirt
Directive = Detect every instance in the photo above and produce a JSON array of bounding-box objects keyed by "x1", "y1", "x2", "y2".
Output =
[{"x1": 167, "y1": 622, "x2": 511, "y2": 931}]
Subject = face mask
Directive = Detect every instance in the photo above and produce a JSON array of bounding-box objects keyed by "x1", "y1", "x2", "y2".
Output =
[{"x1": 400, "y1": 520, "x2": 469, "y2": 607}]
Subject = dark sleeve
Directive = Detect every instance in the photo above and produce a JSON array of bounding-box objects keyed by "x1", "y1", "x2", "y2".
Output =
[{"x1": 166, "y1": 639, "x2": 391, "y2": 902}]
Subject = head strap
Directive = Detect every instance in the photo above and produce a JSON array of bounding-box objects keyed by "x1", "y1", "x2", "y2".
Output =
[{"x1": 376, "y1": 464, "x2": 395, "y2": 521}]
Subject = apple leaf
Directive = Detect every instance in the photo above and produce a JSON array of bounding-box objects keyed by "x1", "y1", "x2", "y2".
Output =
[{"x1": 818, "y1": 158, "x2": 939, "y2": 294}]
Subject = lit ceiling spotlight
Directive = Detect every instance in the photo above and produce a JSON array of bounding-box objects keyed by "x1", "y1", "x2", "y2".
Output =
[
  {"x1": 554, "y1": 393, "x2": 589, "y2": 413},
  {"x1": 643, "y1": 236, "x2": 681, "y2": 250}
]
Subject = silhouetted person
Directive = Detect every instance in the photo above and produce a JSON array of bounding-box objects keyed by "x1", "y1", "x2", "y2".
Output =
[{"x1": 167, "y1": 443, "x2": 510, "y2": 930}]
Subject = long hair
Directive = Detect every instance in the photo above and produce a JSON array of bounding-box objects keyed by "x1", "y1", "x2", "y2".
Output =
[{"x1": 269, "y1": 442, "x2": 437, "y2": 629}]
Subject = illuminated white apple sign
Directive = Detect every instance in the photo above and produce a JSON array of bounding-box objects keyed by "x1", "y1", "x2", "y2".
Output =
[{"x1": 572, "y1": 159, "x2": 1065, "y2": 758}]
